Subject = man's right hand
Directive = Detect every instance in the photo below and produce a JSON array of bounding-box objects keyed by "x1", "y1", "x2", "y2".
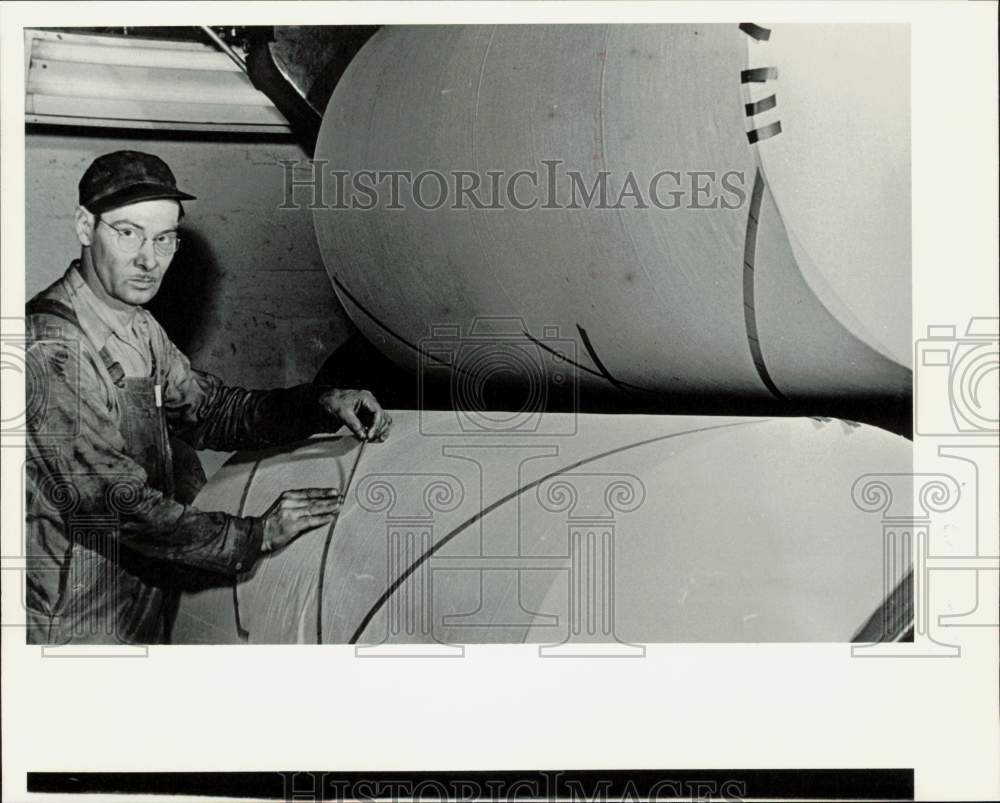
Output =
[{"x1": 260, "y1": 488, "x2": 341, "y2": 553}]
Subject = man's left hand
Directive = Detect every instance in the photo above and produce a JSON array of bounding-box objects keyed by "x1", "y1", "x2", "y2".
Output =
[{"x1": 319, "y1": 388, "x2": 392, "y2": 441}]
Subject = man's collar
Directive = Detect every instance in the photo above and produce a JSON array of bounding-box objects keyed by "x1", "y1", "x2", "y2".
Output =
[{"x1": 66, "y1": 260, "x2": 141, "y2": 347}]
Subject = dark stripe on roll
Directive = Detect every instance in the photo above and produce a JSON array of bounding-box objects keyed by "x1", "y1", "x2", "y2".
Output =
[
  {"x1": 521, "y1": 328, "x2": 658, "y2": 395},
  {"x1": 851, "y1": 569, "x2": 914, "y2": 642},
  {"x1": 742, "y1": 169, "x2": 788, "y2": 402},
  {"x1": 331, "y1": 273, "x2": 451, "y2": 367},
  {"x1": 576, "y1": 324, "x2": 635, "y2": 395},
  {"x1": 232, "y1": 456, "x2": 264, "y2": 643},
  {"x1": 331, "y1": 273, "x2": 479, "y2": 378}
]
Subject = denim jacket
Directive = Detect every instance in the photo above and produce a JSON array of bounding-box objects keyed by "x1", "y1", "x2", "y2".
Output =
[{"x1": 24, "y1": 263, "x2": 336, "y2": 642}]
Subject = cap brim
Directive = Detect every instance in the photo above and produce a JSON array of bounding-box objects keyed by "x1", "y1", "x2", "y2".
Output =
[{"x1": 87, "y1": 183, "x2": 197, "y2": 215}]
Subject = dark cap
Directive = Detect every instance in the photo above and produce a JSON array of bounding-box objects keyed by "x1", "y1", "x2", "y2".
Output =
[{"x1": 78, "y1": 150, "x2": 196, "y2": 215}]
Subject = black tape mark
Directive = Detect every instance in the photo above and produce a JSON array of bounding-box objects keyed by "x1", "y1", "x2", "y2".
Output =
[
  {"x1": 747, "y1": 121, "x2": 782, "y2": 144},
  {"x1": 745, "y1": 94, "x2": 777, "y2": 117},
  {"x1": 331, "y1": 273, "x2": 451, "y2": 368},
  {"x1": 349, "y1": 419, "x2": 768, "y2": 644},
  {"x1": 742, "y1": 169, "x2": 788, "y2": 402},
  {"x1": 739, "y1": 23, "x2": 772, "y2": 41},
  {"x1": 741, "y1": 67, "x2": 778, "y2": 83},
  {"x1": 575, "y1": 324, "x2": 636, "y2": 394},
  {"x1": 521, "y1": 328, "x2": 660, "y2": 395}
]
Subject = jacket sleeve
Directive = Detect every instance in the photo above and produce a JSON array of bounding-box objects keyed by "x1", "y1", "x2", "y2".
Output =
[
  {"x1": 25, "y1": 329, "x2": 263, "y2": 576},
  {"x1": 157, "y1": 331, "x2": 342, "y2": 452}
]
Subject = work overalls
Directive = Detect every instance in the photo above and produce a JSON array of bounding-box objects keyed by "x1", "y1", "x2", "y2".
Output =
[{"x1": 26, "y1": 298, "x2": 204, "y2": 645}]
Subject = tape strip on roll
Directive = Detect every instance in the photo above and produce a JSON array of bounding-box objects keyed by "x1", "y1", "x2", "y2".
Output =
[
  {"x1": 740, "y1": 67, "x2": 778, "y2": 84},
  {"x1": 747, "y1": 121, "x2": 782, "y2": 144},
  {"x1": 739, "y1": 23, "x2": 772, "y2": 41},
  {"x1": 745, "y1": 94, "x2": 777, "y2": 117},
  {"x1": 521, "y1": 328, "x2": 655, "y2": 395}
]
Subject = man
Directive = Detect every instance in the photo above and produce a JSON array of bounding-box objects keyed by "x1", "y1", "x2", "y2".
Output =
[{"x1": 24, "y1": 150, "x2": 391, "y2": 645}]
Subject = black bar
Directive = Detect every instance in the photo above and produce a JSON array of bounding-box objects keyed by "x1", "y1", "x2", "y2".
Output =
[{"x1": 28, "y1": 769, "x2": 914, "y2": 800}]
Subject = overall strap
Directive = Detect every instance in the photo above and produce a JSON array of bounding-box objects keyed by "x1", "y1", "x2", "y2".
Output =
[
  {"x1": 25, "y1": 297, "x2": 126, "y2": 386},
  {"x1": 25, "y1": 297, "x2": 80, "y2": 327}
]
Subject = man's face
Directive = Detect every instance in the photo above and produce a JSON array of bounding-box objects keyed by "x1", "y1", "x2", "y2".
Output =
[{"x1": 78, "y1": 199, "x2": 181, "y2": 311}]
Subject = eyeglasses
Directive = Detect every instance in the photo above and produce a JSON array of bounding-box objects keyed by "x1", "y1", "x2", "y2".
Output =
[{"x1": 97, "y1": 218, "x2": 181, "y2": 257}]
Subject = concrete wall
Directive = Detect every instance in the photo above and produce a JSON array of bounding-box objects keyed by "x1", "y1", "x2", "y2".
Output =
[{"x1": 26, "y1": 130, "x2": 355, "y2": 390}]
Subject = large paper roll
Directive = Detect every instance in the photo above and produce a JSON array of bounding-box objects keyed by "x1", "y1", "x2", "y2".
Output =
[
  {"x1": 312, "y1": 24, "x2": 911, "y2": 419},
  {"x1": 172, "y1": 411, "x2": 912, "y2": 645},
  {"x1": 172, "y1": 25, "x2": 915, "y2": 645}
]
